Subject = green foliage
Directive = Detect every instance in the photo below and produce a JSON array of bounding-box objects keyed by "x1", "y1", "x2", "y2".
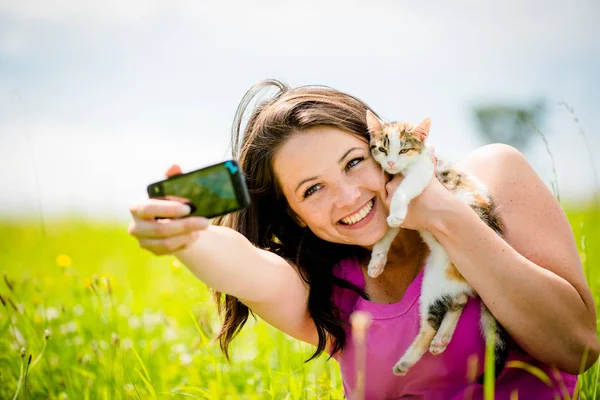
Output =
[
  {"x1": 0, "y1": 219, "x2": 343, "y2": 399},
  {"x1": 0, "y1": 205, "x2": 598, "y2": 398}
]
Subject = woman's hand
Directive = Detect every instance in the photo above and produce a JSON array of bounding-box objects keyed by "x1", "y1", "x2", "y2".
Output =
[
  {"x1": 383, "y1": 146, "x2": 455, "y2": 231},
  {"x1": 128, "y1": 164, "x2": 210, "y2": 255}
]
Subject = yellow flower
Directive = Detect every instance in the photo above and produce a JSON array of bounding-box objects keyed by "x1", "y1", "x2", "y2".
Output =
[
  {"x1": 170, "y1": 259, "x2": 182, "y2": 272},
  {"x1": 56, "y1": 254, "x2": 72, "y2": 268},
  {"x1": 82, "y1": 278, "x2": 92, "y2": 289},
  {"x1": 34, "y1": 314, "x2": 42, "y2": 324}
]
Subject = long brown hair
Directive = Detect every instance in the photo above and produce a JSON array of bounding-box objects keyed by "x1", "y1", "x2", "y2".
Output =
[{"x1": 214, "y1": 79, "x2": 377, "y2": 361}]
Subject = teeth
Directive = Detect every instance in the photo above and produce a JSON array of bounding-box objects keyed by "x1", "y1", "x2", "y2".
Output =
[{"x1": 341, "y1": 200, "x2": 373, "y2": 225}]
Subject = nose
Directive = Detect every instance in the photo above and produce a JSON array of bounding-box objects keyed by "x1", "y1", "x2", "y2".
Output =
[
  {"x1": 334, "y1": 183, "x2": 361, "y2": 208},
  {"x1": 387, "y1": 161, "x2": 395, "y2": 167}
]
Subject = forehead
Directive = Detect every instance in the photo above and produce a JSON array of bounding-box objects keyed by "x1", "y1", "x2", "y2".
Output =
[{"x1": 273, "y1": 126, "x2": 367, "y2": 188}]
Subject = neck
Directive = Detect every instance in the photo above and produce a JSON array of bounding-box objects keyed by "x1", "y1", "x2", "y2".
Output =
[
  {"x1": 387, "y1": 228, "x2": 426, "y2": 265},
  {"x1": 359, "y1": 228, "x2": 425, "y2": 267}
]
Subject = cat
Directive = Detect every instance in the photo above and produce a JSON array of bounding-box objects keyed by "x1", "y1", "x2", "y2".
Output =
[{"x1": 365, "y1": 111, "x2": 508, "y2": 381}]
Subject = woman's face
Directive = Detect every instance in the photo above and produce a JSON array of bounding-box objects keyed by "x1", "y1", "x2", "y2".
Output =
[{"x1": 273, "y1": 126, "x2": 389, "y2": 248}]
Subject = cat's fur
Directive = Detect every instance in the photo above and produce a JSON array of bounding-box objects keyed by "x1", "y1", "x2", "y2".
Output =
[{"x1": 365, "y1": 111, "x2": 508, "y2": 381}]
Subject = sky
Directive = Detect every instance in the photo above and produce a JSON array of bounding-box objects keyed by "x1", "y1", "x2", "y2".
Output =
[{"x1": 0, "y1": 0, "x2": 599, "y2": 223}]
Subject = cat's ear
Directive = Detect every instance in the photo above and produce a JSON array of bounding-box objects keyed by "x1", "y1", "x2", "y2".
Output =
[
  {"x1": 413, "y1": 117, "x2": 431, "y2": 141},
  {"x1": 366, "y1": 110, "x2": 383, "y2": 135}
]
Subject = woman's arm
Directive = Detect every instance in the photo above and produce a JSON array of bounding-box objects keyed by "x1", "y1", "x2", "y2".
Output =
[
  {"x1": 129, "y1": 201, "x2": 319, "y2": 346},
  {"x1": 174, "y1": 226, "x2": 319, "y2": 345},
  {"x1": 405, "y1": 144, "x2": 599, "y2": 374}
]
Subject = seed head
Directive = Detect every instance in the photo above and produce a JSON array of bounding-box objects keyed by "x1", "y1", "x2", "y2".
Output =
[{"x1": 44, "y1": 329, "x2": 52, "y2": 340}]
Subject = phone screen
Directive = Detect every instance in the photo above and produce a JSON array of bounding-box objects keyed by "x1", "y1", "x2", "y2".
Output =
[{"x1": 148, "y1": 161, "x2": 250, "y2": 218}]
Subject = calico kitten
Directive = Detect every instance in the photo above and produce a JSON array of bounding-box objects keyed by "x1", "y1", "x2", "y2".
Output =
[{"x1": 365, "y1": 111, "x2": 508, "y2": 380}]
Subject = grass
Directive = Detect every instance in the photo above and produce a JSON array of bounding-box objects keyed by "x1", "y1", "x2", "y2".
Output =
[
  {"x1": 0, "y1": 219, "x2": 344, "y2": 399},
  {"x1": 0, "y1": 205, "x2": 599, "y2": 399}
]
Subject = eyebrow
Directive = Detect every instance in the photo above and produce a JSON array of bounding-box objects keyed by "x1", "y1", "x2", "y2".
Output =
[{"x1": 293, "y1": 147, "x2": 363, "y2": 194}]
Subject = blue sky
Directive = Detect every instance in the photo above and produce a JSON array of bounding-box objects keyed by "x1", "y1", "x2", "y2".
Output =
[{"x1": 1, "y1": 0, "x2": 599, "y2": 221}]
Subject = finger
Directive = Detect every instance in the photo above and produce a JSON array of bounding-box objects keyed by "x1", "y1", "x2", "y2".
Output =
[
  {"x1": 429, "y1": 145, "x2": 437, "y2": 163},
  {"x1": 129, "y1": 216, "x2": 209, "y2": 239},
  {"x1": 139, "y1": 232, "x2": 200, "y2": 255},
  {"x1": 166, "y1": 164, "x2": 182, "y2": 178},
  {"x1": 130, "y1": 199, "x2": 192, "y2": 220}
]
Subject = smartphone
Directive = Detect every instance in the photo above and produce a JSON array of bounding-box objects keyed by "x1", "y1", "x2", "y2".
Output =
[{"x1": 147, "y1": 160, "x2": 251, "y2": 219}]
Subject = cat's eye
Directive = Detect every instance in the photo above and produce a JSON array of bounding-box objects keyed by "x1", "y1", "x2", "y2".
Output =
[
  {"x1": 400, "y1": 148, "x2": 410, "y2": 154},
  {"x1": 378, "y1": 147, "x2": 387, "y2": 154}
]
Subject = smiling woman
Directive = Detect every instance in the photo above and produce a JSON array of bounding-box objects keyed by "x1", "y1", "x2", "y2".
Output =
[
  {"x1": 273, "y1": 127, "x2": 388, "y2": 247},
  {"x1": 128, "y1": 79, "x2": 599, "y2": 399}
]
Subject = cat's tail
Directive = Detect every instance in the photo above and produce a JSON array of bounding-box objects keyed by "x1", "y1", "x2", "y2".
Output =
[{"x1": 476, "y1": 302, "x2": 509, "y2": 384}]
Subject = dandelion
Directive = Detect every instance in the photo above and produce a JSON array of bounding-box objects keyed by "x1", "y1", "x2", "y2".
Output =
[
  {"x1": 82, "y1": 278, "x2": 92, "y2": 289},
  {"x1": 128, "y1": 315, "x2": 141, "y2": 329},
  {"x1": 46, "y1": 307, "x2": 60, "y2": 321},
  {"x1": 20, "y1": 347, "x2": 26, "y2": 357},
  {"x1": 44, "y1": 329, "x2": 52, "y2": 340},
  {"x1": 121, "y1": 338, "x2": 133, "y2": 350},
  {"x1": 72, "y1": 304, "x2": 85, "y2": 316},
  {"x1": 56, "y1": 254, "x2": 72, "y2": 268},
  {"x1": 179, "y1": 353, "x2": 193, "y2": 366},
  {"x1": 101, "y1": 275, "x2": 112, "y2": 294},
  {"x1": 117, "y1": 304, "x2": 131, "y2": 317},
  {"x1": 111, "y1": 332, "x2": 120, "y2": 346},
  {"x1": 59, "y1": 321, "x2": 78, "y2": 335},
  {"x1": 163, "y1": 327, "x2": 178, "y2": 342}
]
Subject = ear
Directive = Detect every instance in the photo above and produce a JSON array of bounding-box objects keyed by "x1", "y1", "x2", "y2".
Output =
[
  {"x1": 412, "y1": 117, "x2": 431, "y2": 141},
  {"x1": 366, "y1": 110, "x2": 383, "y2": 135}
]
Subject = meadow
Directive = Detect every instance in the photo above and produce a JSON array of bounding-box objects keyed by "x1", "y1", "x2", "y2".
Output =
[{"x1": 0, "y1": 204, "x2": 599, "y2": 399}]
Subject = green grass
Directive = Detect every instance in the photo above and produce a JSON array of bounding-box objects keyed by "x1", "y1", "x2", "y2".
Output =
[{"x1": 0, "y1": 205, "x2": 598, "y2": 399}]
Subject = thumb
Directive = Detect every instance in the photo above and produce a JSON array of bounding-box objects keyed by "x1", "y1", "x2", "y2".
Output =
[
  {"x1": 166, "y1": 164, "x2": 182, "y2": 178},
  {"x1": 428, "y1": 146, "x2": 437, "y2": 164}
]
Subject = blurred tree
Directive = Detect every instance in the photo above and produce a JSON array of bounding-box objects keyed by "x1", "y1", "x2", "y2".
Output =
[{"x1": 472, "y1": 100, "x2": 546, "y2": 151}]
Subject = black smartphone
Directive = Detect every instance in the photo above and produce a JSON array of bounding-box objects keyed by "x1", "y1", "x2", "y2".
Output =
[{"x1": 147, "y1": 160, "x2": 251, "y2": 219}]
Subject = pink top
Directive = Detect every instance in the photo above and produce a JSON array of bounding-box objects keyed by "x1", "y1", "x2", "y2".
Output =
[{"x1": 332, "y1": 257, "x2": 578, "y2": 400}]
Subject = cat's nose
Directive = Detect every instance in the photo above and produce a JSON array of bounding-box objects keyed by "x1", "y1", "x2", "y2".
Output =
[{"x1": 387, "y1": 161, "x2": 395, "y2": 167}]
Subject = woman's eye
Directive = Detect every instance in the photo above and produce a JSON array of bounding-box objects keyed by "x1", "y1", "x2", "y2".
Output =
[
  {"x1": 378, "y1": 147, "x2": 387, "y2": 153},
  {"x1": 303, "y1": 184, "x2": 321, "y2": 198},
  {"x1": 345, "y1": 157, "x2": 364, "y2": 171}
]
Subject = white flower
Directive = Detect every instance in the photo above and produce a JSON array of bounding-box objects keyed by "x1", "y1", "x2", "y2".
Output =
[
  {"x1": 128, "y1": 315, "x2": 141, "y2": 329},
  {"x1": 46, "y1": 307, "x2": 60, "y2": 321},
  {"x1": 117, "y1": 304, "x2": 131, "y2": 317},
  {"x1": 163, "y1": 327, "x2": 178, "y2": 341},
  {"x1": 179, "y1": 353, "x2": 193, "y2": 366},
  {"x1": 72, "y1": 305, "x2": 85, "y2": 317}
]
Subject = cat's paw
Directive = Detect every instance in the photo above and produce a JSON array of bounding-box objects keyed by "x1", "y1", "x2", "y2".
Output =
[
  {"x1": 429, "y1": 335, "x2": 451, "y2": 355},
  {"x1": 387, "y1": 212, "x2": 405, "y2": 227},
  {"x1": 387, "y1": 205, "x2": 408, "y2": 227},
  {"x1": 393, "y1": 359, "x2": 413, "y2": 376},
  {"x1": 367, "y1": 253, "x2": 387, "y2": 278}
]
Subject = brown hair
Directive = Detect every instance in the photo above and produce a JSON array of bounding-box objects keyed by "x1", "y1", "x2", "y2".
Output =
[{"x1": 214, "y1": 79, "x2": 376, "y2": 361}]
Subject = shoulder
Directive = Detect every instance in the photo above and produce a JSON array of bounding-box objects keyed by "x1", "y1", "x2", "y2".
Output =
[
  {"x1": 455, "y1": 143, "x2": 544, "y2": 208},
  {"x1": 455, "y1": 143, "x2": 579, "y2": 275}
]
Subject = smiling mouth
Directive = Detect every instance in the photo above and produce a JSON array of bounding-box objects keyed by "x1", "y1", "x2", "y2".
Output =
[{"x1": 339, "y1": 199, "x2": 374, "y2": 225}]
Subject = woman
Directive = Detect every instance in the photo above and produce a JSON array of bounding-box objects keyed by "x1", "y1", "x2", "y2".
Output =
[{"x1": 128, "y1": 80, "x2": 599, "y2": 399}]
